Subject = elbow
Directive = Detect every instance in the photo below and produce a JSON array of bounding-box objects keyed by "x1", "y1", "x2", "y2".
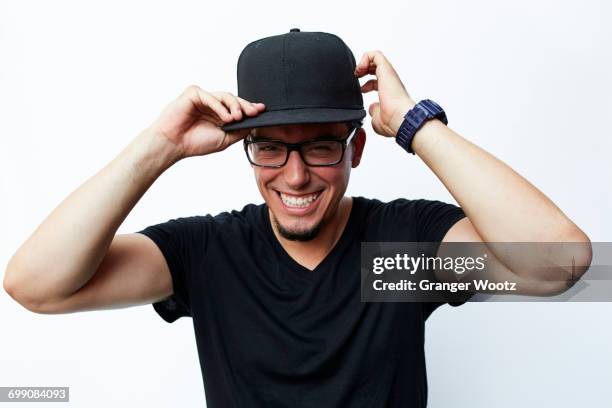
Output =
[
  {"x1": 3, "y1": 269, "x2": 16, "y2": 300},
  {"x1": 4, "y1": 277, "x2": 33, "y2": 313},
  {"x1": 561, "y1": 226, "x2": 592, "y2": 277},
  {"x1": 3, "y1": 260, "x2": 21, "y2": 302},
  {"x1": 4, "y1": 262, "x2": 55, "y2": 315},
  {"x1": 539, "y1": 228, "x2": 592, "y2": 296},
  {"x1": 568, "y1": 229, "x2": 592, "y2": 281}
]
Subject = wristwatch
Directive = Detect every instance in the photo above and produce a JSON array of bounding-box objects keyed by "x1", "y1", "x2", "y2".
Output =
[{"x1": 395, "y1": 99, "x2": 448, "y2": 154}]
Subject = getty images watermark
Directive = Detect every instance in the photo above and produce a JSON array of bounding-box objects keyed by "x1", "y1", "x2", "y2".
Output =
[{"x1": 361, "y1": 242, "x2": 610, "y2": 302}]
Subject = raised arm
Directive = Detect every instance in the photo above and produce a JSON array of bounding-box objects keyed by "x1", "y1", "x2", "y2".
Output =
[
  {"x1": 355, "y1": 50, "x2": 591, "y2": 294},
  {"x1": 3, "y1": 86, "x2": 264, "y2": 313}
]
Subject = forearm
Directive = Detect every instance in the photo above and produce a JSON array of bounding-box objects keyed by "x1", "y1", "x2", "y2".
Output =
[
  {"x1": 357, "y1": 50, "x2": 587, "y2": 243},
  {"x1": 354, "y1": 50, "x2": 591, "y2": 288},
  {"x1": 406, "y1": 119, "x2": 587, "y2": 243},
  {"x1": 406, "y1": 118, "x2": 592, "y2": 286},
  {"x1": 4, "y1": 129, "x2": 180, "y2": 305}
]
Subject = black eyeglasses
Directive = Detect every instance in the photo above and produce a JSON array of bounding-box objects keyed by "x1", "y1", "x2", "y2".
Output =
[{"x1": 243, "y1": 127, "x2": 360, "y2": 168}]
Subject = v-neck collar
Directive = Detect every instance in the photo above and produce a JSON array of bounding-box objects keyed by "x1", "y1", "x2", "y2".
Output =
[{"x1": 261, "y1": 196, "x2": 362, "y2": 280}]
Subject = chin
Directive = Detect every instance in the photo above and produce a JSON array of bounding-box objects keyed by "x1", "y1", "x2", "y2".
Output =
[
  {"x1": 264, "y1": 186, "x2": 331, "y2": 239},
  {"x1": 272, "y1": 213, "x2": 323, "y2": 241}
]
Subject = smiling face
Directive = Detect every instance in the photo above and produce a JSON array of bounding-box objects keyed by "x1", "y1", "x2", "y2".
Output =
[{"x1": 250, "y1": 122, "x2": 365, "y2": 241}]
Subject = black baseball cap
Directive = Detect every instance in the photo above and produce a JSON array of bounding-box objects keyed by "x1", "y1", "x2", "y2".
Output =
[{"x1": 221, "y1": 28, "x2": 366, "y2": 132}]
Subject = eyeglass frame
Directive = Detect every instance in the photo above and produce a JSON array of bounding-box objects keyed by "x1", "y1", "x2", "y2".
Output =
[{"x1": 243, "y1": 125, "x2": 361, "y2": 168}]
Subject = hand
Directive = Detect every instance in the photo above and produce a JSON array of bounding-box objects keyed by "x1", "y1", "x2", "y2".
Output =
[
  {"x1": 147, "y1": 85, "x2": 265, "y2": 159},
  {"x1": 354, "y1": 50, "x2": 416, "y2": 138}
]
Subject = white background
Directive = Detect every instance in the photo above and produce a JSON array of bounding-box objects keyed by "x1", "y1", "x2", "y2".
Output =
[{"x1": 1, "y1": 0, "x2": 611, "y2": 407}]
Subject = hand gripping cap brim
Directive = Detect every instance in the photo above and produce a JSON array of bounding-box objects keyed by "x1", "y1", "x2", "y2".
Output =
[{"x1": 221, "y1": 107, "x2": 366, "y2": 131}]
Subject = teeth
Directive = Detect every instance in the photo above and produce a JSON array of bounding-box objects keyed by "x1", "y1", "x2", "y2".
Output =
[{"x1": 280, "y1": 192, "x2": 319, "y2": 208}]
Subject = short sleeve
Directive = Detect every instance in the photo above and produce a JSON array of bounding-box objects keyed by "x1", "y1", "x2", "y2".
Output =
[
  {"x1": 410, "y1": 199, "x2": 470, "y2": 317},
  {"x1": 136, "y1": 215, "x2": 215, "y2": 323},
  {"x1": 412, "y1": 199, "x2": 466, "y2": 243}
]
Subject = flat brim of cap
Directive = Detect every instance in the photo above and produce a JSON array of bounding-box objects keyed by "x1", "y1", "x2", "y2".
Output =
[{"x1": 221, "y1": 107, "x2": 366, "y2": 132}]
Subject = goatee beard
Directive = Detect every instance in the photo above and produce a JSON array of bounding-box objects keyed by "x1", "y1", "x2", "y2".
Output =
[{"x1": 272, "y1": 215, "x2": 322, "y2": 242}]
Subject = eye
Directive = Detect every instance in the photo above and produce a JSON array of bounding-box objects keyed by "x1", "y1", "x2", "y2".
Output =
[
  {"x1": 304, "y1": 141, "x2": 339, "y2": 156},
  {"x1": 256, "y1": 142, "x2": 282, "y2": 152},
  {"x1": 312, "y1": 144, "x2": 333, "y2": 152}
]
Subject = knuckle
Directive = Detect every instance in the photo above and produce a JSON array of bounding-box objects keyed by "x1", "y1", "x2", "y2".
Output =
[
  {"x1": 216, "y1": 92, "x2": 239, "y2": 105},
  {"x1": 219, "y1": 91, "x2": 235, "y2": 99},
  {"x1": 228, "y1": 97, "x2": 241, "y2": 108},
  {"x1": 184, "y1": 84, "x2": 201, "y2": 94}
]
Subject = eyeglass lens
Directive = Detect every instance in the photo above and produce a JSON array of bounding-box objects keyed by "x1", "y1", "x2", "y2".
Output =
[{"x1": 247, "y1": 140, "x2": 344, "y2": 166}]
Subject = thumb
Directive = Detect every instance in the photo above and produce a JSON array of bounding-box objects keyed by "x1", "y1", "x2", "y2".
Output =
[
  {"x1": 368, "y1": 102, "x2": 384, "y2": 136},
  {"x1": 368, "y1": 102, "x2": 380, "y2": 118}
]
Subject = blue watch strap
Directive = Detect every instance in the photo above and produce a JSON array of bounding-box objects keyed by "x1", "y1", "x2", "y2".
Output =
[{"x1": 396, "y1": 99, "x2": 448, "y2": 154}]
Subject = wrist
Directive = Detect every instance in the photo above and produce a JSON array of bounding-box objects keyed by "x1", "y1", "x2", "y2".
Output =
[
  {"x1": 409, "y1": 119, "x2": 444, "y2": 155},
  {"x1": 389, "y1": 98, "x2": 417, "y2": 136},
  {"x1": 130, "y1": 129, "x2": 184, "y2": 174},
  {"x1": 394, "y1": 99, "x2": 448, "y2": 154}
]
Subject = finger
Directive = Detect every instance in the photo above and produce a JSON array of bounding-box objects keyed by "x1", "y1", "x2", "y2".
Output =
[
  {"x1": 356, "y1": 63, "x2": 377, "y2": 78},
  {"x1": 354, "y1": 50, "x2": 394, "y2": 78},
  {"x1": 236, "y1": 97, "x2": 263, "y2": 116},
  {"x1": 356, "y1": 51, "x2": 409, "y2": 100},
  {"x1": 354, "y1": 52, "x2": 371, "y2": 77},
  {"x1": 360, "y1": 79, "x2": 378, "y2": 93},
  {"x1": 354, "y1": 51, "x2": 382, "y2": 77},
  {"x1": 247, "y1": 101, "x2": 266, "y2": 111},
  {"x1": 238, "y1": 98, "x2": 266, "y2": 113},
  {"x1": 212, "y1": 92, "x2": 243, "y2": 121},
  {"x1": 189, "y1": 88, "x2": 233, "y2": 123}
]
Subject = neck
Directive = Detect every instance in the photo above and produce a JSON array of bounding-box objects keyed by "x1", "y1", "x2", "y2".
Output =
[{"x1": 269, "y1": 196, "x2": 353, "y2": 270}]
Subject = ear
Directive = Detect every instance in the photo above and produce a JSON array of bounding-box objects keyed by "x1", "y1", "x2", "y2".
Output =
[{"x1": 350, "y1": 129, "x2": 366, "y2": 168}]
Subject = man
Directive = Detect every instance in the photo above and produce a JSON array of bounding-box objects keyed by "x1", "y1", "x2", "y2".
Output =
[{"x1": 4, "y1": 29, "x2": 590, "y2": 407}]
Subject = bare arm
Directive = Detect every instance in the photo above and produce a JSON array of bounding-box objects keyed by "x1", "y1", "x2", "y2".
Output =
[
  {"x1": 23, "y1": 233, "x2": 173, "y2": 314},
  {"x1": 3, "y1": 131, "x2": 178, "y2": 311},
  {"x1": 355, "y1": 51, "x2": 592, "y2": 293},
  {"x1": 3, "y1": 86, "x2": 264, "y2": 313}
]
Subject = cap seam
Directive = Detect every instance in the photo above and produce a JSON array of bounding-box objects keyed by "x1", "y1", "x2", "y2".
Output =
[{"x1": 282, "y1": 34, "x2": 288, "y2": 105}]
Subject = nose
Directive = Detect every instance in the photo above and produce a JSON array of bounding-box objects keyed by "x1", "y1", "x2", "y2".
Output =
[{"x1": 283, "y1": 150, "x2": 310, "y2": 189}]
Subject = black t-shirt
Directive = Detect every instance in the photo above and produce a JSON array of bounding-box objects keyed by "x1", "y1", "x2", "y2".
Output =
[{"x1": 137, "y1": 196, "x2": 466, "y2": 407}]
